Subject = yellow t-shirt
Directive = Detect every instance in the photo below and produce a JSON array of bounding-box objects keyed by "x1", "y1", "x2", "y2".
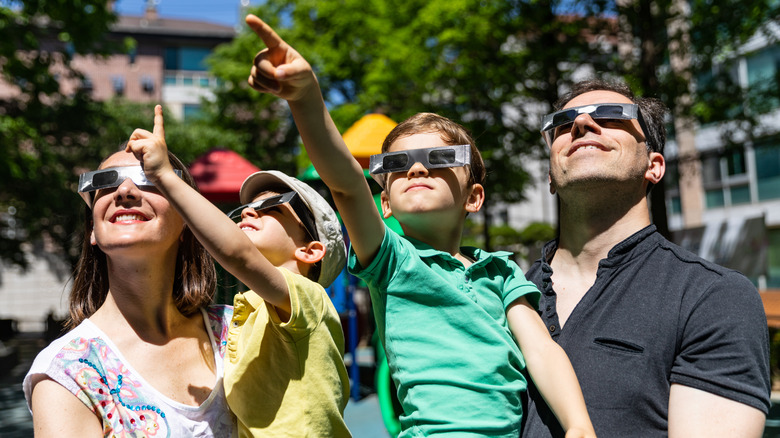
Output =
[{"x1": 224, "y1": 267, "x2": 351, "y2": 437}]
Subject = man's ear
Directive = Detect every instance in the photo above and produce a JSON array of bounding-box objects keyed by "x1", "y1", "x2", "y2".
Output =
[
  {"x1": 380, "y1": 191, "x2": 393, "y2": 219},
  {"x1": 645, "y1": 152, "x2": 665, "y2": 185},
  {"x1": 294, "y1": 240, "x2": 326, "y2": 264},
  {"x1": 465, "y1": 183, "x2": 485, "y2": 214}
]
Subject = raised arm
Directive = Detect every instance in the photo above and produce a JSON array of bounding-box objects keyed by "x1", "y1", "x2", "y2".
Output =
[
  {"x1": 126, "y1": 106, "x2": 291, "y2": 314},
  {"x1": 244, "y1": 14, "x2": 385, "y2": 266},
  {"x1": 507, "y1": 298, "x2": 596, "y2": 438}
]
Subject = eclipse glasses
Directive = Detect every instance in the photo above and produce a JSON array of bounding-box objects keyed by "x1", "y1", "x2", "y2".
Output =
[
  {"x1": 540, "y1": 103, "x2": 648, "y2": 147},
  {"x1": 227, "y1": 191, "x2": 318, "y2": 242},
  {"x1": 369, "y1": 145, "x2": 472, "y2": 188},
  {"x1": 78, "y1": 166, "x2": 183, "y2": 207}
]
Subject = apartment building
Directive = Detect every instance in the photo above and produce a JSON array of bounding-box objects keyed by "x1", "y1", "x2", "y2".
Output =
[{"x1": 665, "y1": 22, "x2": 780, "y2": 290}]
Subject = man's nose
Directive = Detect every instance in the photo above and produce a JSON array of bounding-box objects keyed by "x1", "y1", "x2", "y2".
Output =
[{"x1": 571, "y1": 113, "x2": 601, "y2": 138}]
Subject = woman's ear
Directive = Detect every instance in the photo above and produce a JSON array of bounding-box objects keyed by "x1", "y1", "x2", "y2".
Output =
[
  {"x1": 294, "y1": 240, "x2": 326, "y2": 264},
  {"x1": 380, "y1": 191, "x2": 393, "y2": 219},
  {"x1": 90, "y1": 229, "x2": 97, "y2": 246},
  {"x1": 465, "y1": 183, "x2": 485, "y2": 214},
  {"x1": 645, "y1": 152, "x2": 665, "y2": 185}
]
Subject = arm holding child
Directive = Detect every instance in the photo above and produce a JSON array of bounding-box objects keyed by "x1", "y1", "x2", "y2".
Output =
[
  {"x1": 125, "y1": 106, "x2": 292, "y2": 315},
  {"x1": 244, "y1": 14, "x2": 385, "y2": 267},
  {"x1": 507, "y1": 299, "x2": 596, "y2": 438}
]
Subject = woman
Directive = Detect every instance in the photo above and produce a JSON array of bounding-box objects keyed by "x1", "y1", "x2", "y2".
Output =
[{"x1": 23, "y1": 147, "x2": 234, "y2": 436}]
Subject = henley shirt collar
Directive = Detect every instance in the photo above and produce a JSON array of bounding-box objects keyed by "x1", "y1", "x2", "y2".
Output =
[{"x1": 540, "y1": 224, "x2": 658, "y2": 270}]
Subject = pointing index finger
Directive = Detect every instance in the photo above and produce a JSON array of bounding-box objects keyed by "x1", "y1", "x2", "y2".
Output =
[
  {"x1": 245, "y1": 14, "x2": 283, "y2": 50},
  {"x1": 153, "y1": 104, "x2": 164, "y2": 138}
]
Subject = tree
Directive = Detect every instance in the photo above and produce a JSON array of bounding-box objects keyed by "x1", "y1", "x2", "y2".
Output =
[
  {"x1": 209, "y1": 0, "x2": 608, "y2": 250},
  {"x1": 0, "y1": 0, "x2": 118, "y2": 270}
]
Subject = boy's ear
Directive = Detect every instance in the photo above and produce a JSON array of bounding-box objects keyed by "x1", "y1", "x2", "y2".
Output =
[
  {"x1": 294, "y1": 240, "x2": 326, "y2": 264},
  {"x1": 465, "y1": 183, "x2": 485, "y2": 214},
  {"x1": 380, "y1": 191, "x2": 393, "y2": 219}
]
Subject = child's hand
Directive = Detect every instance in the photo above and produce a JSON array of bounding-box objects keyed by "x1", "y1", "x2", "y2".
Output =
[
  {"x1": 245, "y1": 14, "x2": 317, "y2": 102},
  {"x1": 125, "y1": 104, "x2": 174, "y2": 182}
]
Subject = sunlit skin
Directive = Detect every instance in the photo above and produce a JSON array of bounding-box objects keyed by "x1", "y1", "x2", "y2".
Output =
[
  {"x1": 548, "y1": 90, "x2": 657, "y2": 201},
  {"x1": 90, "y1": 150, "x2": 185, "y2": 260},
  {"x1": 380, "y1": 132, "x2": 482, "y2": 247},
  {"x1": 236, "y1": 191, "x2": 310, "y2": 269}
]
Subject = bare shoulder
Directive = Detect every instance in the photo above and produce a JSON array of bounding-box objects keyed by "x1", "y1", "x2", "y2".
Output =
[{"x1": 30, "y1": 376, "x2": 103, "y2": 437}]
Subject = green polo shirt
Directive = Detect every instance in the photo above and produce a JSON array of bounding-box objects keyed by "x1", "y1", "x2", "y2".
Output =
[{"x1": 349, "y1": 225, "x2": 540, "y2": 437}]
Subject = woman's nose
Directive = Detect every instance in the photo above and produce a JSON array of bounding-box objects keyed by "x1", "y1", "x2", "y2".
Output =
[{"x1": 114, "y1": 178, "x2": 141, "y2": 203}]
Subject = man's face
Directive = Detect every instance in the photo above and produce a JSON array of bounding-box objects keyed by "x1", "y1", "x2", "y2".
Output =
[{"x1": 547, "y1": 90, "x2": 661, "y2": 196}]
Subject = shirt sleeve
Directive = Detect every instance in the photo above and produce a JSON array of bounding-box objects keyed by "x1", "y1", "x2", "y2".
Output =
[
  {"x1": 670, "y1": 270, "x2": 771, "y2": 413},
  {"x1": 268, "y1": 268, "x2": 329, "y2": 342},
  {"x1": 501, "y1": 258, "x2": 541, "y2": 311},
  {"x1": 347, "y1": 224, "x2": 405, "y2": 296}
]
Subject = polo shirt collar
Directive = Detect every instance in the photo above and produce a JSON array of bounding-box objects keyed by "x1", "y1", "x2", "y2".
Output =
[{"x1": 404, "y1": 235, "x2": 511, "y2": 268}]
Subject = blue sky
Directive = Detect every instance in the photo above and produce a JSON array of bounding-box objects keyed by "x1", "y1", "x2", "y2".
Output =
[{"x1": 114, "y1": 0, "x2": 262, "y2": 27}]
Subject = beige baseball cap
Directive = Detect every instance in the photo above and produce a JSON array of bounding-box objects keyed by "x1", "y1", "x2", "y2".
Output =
[{"x1": 239, "y1": 170, "x2": 346, "y2": 287}]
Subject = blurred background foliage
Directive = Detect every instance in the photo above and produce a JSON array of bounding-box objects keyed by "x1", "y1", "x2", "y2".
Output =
[{"x1": 0, "y1": 0, "x2": 778, "y2": 271}]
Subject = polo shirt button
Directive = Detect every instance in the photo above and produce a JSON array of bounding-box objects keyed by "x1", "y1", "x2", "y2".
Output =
[
  {"x1": 546, "y1": 306, "x2": 551, "y2": 311},
  {"x1": 549, "y1": 325, "x2": 556, "y2": 332}
]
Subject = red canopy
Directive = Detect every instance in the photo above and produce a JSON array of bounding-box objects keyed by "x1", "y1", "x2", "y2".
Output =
[{"x1": 189, "y1": 149, "x2": 261, "y2": 203}]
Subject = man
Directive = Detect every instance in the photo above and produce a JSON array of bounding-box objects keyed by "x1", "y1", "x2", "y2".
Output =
[{"x1": 521, "y1": 79, "x2": 770, "y2": 437}]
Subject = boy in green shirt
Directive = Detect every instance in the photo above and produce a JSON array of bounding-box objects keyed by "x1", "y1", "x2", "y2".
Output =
[{"x1": 244, "y1": 13, "x2": 594, "y2": 437}]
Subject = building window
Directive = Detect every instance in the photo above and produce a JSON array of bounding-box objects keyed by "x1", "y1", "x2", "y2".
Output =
[
  {"x1": 768, "y1": 228, "x2": 780, "y2": 289},
  {"x1": 141, "y1": 75, "x2": 154, "y2": 94},
  {"x1": 699, "y1": 147, "x2": 752, "y2": 209},
  {"x1": 80, "y1": 75, "x2": 93, "y2": 94},
  {"x1": 755, "y1": 140, "x2": 780, "y2": 201},
  {"x1": 183, "y1": 104, "x2": 202, "y2": 121},
  {"x1": 746, "y1": 45, "x2": 780, "y2": 113},
  {"x1": 164, "y1": 46, "x2": 212, "y2": 71},
  {"x1": 705, "y1": 189, "x2": 725, "y2": 208},
  {"x1": 668, "y1": 196, "x2": 682, "y2": 215},
  {"x1": 111, "y1": 75, "x2": 125, "y2": 96},
  {"x1": 729, "y1": 185, "x2": 751, "y2": 205}
]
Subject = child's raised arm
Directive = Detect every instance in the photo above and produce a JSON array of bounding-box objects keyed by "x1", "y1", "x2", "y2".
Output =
[
  {"x1": 126, "y1": 105, "x2": 291, "y2": 314},
  {"x1": 245, "y1": 14, "x2": 385, "y2": 266},
  {"x1": 507, "y1": 298, "x2": 597, "y2": 438}
]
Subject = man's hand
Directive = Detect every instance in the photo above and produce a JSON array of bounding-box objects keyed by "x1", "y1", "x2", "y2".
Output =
[
  {"x1": 245, "y1": 14, "x2": 317, "y2": 102},
  {"x1": 125, "y1": 104, "x2": 174, "y2": 182}
]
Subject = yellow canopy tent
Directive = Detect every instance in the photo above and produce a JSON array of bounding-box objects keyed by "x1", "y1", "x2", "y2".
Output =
[{"x1": 342, "y1": 113, "x2": 398, "y2": 168}]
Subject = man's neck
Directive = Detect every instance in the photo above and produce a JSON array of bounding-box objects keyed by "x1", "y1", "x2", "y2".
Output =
[{"x1": 555, "y1": 191, "x2": 652, "y2": 271}]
